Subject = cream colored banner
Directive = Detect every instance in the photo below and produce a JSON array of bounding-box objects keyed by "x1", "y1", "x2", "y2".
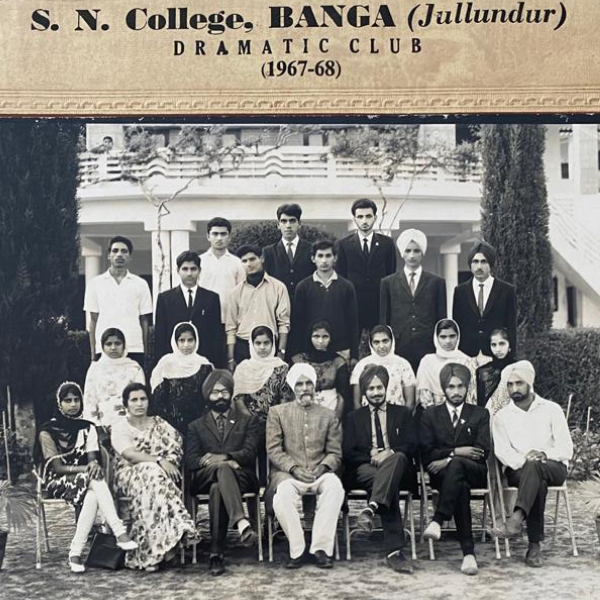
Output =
[{"x1": 0, "y1": 0, "x2": 599, "y2": 114}]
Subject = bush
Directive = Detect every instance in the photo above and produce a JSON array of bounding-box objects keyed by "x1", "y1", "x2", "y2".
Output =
[
  {"x1": 0, "y1": 428, "x2": 32, "y2": 481},
  {"x1": 229, "y1": 222, "x2": 335, "y2": 253},
  {"x1": 569, "y1": 427, "x2": 600, "y2": 481},
  {"x1": 520, "y1": 328, "x2": 600, "y2": 430}
]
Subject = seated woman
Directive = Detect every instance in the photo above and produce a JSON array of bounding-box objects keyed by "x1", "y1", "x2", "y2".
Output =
[
  {"x1": 291, "y1": 320, "x2": 349, "y2": 420},
  {"x1": 233, "y1": 325, "x2": 293, "y2": 424},
  {"x1": 476, "y1": 328, "x2": 516, "y2": 416},
  {"x1": 83, "y1": 327, "x2": 145, "y2": 431},
  {"x1": 111, "y1": 382, "x2": 198, "y2": 571},
  {"x1": 416, "y1": 319, "x2": 477, "y2": 409},
  {"x1": 150, "y1": 322, "x2": 214, "y2": 434},
  {"x1": 36, "y1": 382, "x2": 136, "y2": 573},
  {"x1": 350, "y1": 324, "x2": 416, "y2": 411}
]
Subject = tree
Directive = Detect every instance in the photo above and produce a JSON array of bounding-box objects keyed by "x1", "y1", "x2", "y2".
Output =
[
  {"x1": 0, "y1": 121, "x2": 82, "y2": 431},
  {"x1": 480, "y1": 124, "x2": 553, "y2": 337}
]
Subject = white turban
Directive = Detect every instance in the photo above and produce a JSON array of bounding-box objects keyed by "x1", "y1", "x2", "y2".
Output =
[
  {"x1": 397, "y1": 229, "x2": 428, "y2": 255},
  {"x1": 502, "y1": 360, "x2": 536, "y2": 388},
  {"x1": 286, "y1": 363, "x2": 317, "y2": 389}
]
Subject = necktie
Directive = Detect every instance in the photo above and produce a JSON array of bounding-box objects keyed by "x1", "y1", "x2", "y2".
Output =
[
  {"x1": 286, "y1": 242, "x2": 294, "y2": 265},
  {"x1": 409, "y1": 272, "x2": 416, "y2": 296},
  {"x1": 362, "y1": 238, "x2": 369, "y2": 259},
  {"x1": 374, "y1": 407, "x2": 385, "y2": 449},
  {"x1": 452, "y1": 409, "x2": 459, "y2": 428},
  {"x1": 217, "y1": 414, "x2": 226, "y2": 439},
  {"x1": 477, "y1": 283, "x2": 485, "y2": 316},
  {"x1": 188, "y1": 288, "x2": 194, "y2": 311}
]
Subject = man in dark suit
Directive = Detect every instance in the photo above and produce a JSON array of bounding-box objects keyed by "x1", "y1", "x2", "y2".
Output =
[
  {"x1": 343, "y1": 364, "x2": 417, "y2": 573},
  {"x1": 336, "y1": 198, "x2": 397, "y2": 333},
  {"x1": 262, "y1": 203, "x2": 315, "y2": 301},
  {"x1": 154, "y1": 250, "x2": 224, "y2": 367},
  {"x1": 186, "y1": 370, "x2": 260, "y2": 576},
  {"x1": 420, "y1": 363, "x2": 490, "y2": 576},
  {"x1": 380, "y1": 229, "x2": 446, "y2": 373},
  {"x1": 452, "y1": 240, "x2": 517, "y2": 358}
]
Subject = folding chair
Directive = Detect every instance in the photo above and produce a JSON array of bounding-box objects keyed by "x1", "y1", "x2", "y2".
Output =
[
  {"x1": 419, "y1": 458, "x2": 501, "y2": 560},
  {"x1": 343, "y1": 488, "x2": 416, "y2": 560},
  {"x1": 493, "y1": 459, "x2": 578, "y2": 558}
]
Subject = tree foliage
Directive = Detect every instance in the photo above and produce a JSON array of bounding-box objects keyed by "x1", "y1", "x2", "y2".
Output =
[
  {"x1": 481, "y1": 125, "x2": 553, "y2": 337},
  {"x1": 0, "y1": 121, "x2": 82, "y2": 418}
]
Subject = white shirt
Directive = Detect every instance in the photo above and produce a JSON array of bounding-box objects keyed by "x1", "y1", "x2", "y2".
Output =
[
  {"x1": 404, "y1": 265, "x2": 423, "y2": 291},
  {"x1": 493, "y1": 395, "x2": 574, "y2": 470},
  {"x1": 282, "y1": 236, "x2": 300, "y2": 258},
  {"x1": 199, "y1": 249, "x2": 246, "y2": 322},
  {"x1": 180, "y1": 283, "x2": 198, "y2": 307},
  {"x1": 84, "y1": 270, "x2": 153, "y2": 353},
  {"x1": 445, "y1": 401, "x2": 464, "y2": 425},
  {"x1": 369, "y1": 403, "x2": 390, "y2": 450},
  {"x1": 357, "y1": 231, "x2": 374, "y2": 252},
  {"x1": 472, "y1": 276, "x2": 495, "y2": 311},
  {"x1": 312, "y1": 270, "x2": 338, "y2": 289}
]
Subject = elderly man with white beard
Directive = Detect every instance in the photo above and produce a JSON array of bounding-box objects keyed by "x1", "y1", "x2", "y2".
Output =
[
  {"x1": 266, "y1": 363, "x2": 344, "y2": 569},
  {"x1": 492, "y1": 360, "x2": 573, "y2": 568}
]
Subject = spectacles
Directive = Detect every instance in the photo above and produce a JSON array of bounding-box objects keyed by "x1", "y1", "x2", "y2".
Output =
[{"x1": 209, "y1": 390, "x2": 231, "y2": 398}]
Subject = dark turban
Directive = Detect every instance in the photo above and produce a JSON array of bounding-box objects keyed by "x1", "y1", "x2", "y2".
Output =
[
  {"x1": 359, "y1": 364, "x2": 390, "y2": 395},
  {"x1": 467, "y1": 241, "x2": 497, "y2": 270},
  {"x1": 439, "y1": 363, "x2": 471, "y2": 390},
  {"x1": 202, "y1": 369, "x2": 234, "y2": 399}
]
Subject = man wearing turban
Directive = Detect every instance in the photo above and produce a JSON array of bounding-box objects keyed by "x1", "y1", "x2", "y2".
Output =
[
  {"x1": 420, "y1": 362, "x2": 491, "y2": 576},
  {"x1": 492, "y1": 360, "x2": 573, "y2": 568},
  {"x1": 452, "y1": 240, "x2": 517, "y2": 359},
  {"x1": 380, "y1": 229, "x2": 447, "y2": 372},
  {"x1": 186, "y1": 369, "x2": 261, "y2": 576},
  {"x1": 266, "y1": 363, "x2": 344, "y2": 569}
]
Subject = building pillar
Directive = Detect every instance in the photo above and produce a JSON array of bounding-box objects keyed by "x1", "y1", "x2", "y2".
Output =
[
  {"x1": 440, "y1": 241, "x2": 461, "y2": 316},
  {"x1": 570, "y1": 124, "x2": 598, "y2": 195},
  {"x1": 170, "y1": 229, "x2": 191, "y2": 286},
  {"x1": 151, "y1": 229, "x2": 171, "y2": 302},
  {"x1": 81, "y1": 238, "x2": 103, "y2": 329}
]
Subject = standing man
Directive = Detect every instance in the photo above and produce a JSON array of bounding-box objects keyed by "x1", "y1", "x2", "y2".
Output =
[
  {"x1": 199, "y1": 217, "x2": 246, "y2": 324},
  {"x1": 225, "y1": 245, "x2": 290, "y2": 369},
  {"x1": 154, "y1": 250, "x2": 224, "y2": 367},
  {"x1": 292, "y1": 240, "x2": 359, "y2": 362},
  {"x1": 380, "y1": 229, "x2": 446, "y2": 373},
  {"x1": 420, "y1": 363, "x2": 490, "y2": 576},
  {"x1": 262, "y1": 203, "x2": 315, "y2": 301},
  {"x1": 84, "y1": 236, "x2": 152, "y2": 367},
  {"x1": 492, "y1": 361, "x2": 573, "y2": 568},
  {"x1": 267, "y1": 363, "x2": 345, "y2": 569},
  {"x1": 452, "y1": 240, "x2": 517, "y2": 359},
  {"x1": 343, "y1": 364, "x2": 417, "y2": 573},
  {"x1": 337, "y1": 198, "x2": 397, "y2": 335}
]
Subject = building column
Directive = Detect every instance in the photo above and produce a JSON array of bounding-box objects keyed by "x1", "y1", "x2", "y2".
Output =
[
  {"x1": 150, "y1": 229, "x2": 171, "y2": 302},
  {"x1": 170, "y1": 229, "x2": 191, "y2": 286},
  {"x1": 570, "y1": 124, "x2": 599, "y2": 195},
  {"x1": 81, "y1": 238, "x2": 103, "y2": 329},
  {"x1": 440, "y1": 241, "x2": 461, "y2": 316}
]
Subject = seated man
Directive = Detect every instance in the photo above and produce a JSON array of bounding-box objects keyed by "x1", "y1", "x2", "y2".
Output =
[
  {"x1": 420, "y1": 363, "x2": 490, "y2": 576},
  {"x1": 492, "y1": 360, "x2": 573, "y2": 568},
  {"x1": 186, "y1": 369, "x2": 260, "y2": 576},
  {"x1": 266, "y1": 363, "x2": 344, "y2": 569},
  {"x1": 343, "y1": 364, "x2": 417, "y2": 574}
]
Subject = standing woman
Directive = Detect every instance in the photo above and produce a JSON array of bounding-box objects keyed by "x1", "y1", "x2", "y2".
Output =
[
  {"x1": 36, "y1": 382, "x2": 136, "y2": 573},
  {"x1": 83, "y1": 327, "x2": 145, "y2": 431},
  {"x1": 291, "y1": 320, "x2": 349, "y2": 419},
  {"x1": 150, "y1": 322, "x2": 214, "y2": 434},
  {"x1": 416, "y1": 319, "x2": 477, "y2": 409},
  {"x1": 111, "y1": 382, "x2": 198, "y2": 571}
]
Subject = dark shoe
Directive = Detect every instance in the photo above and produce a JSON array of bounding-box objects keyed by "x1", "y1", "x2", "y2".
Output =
[
  {"x1": 313, "y1": 550, "x2": 333, "y2": 569},
  {"x1": 385, "y1": 550, "x2": 414, "y2": 574},
  {"x1": 239, "y1": 525, "x2": 259, "y2": 547},
  {"x1": 285, "y1": 554, "x2": 305, "y2": 569},
  {"x1": 356, "y1": 507, "x2": 375, "y2": 533},
  {"x1": 525, "y1": 547, "x2": 543, "y2": 568},
  {"x1": 209, "y1": 555, "x2": 225, "y2": 576}
]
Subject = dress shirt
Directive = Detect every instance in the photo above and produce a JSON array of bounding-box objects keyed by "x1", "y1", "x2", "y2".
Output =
[
  {"x1": 199, "y1": 249, "x2": 246, "y2": 322},
  {"x1": 180, "y1": 283, "x2": 198, "y2": 307},
  {"x1": 472, "y1": 276, "x2": 495, "y2": 311},
  {"x1": 84, "y1": 270, "x2": 153, "y2": 353},
  {"x1": 403, "y1": 266, "x2": 423, "y2": 291},
  {"x1": 493, "y1": 395, "x2": 574, "y2": 470},
  {"x1": 357, "y1": 231, "x2": 374, "y2": 252},
  {"x1": 369, "y1": 403, "x2": 390, "y2": 450},
  {"x1": 445, "y1": 401, "x2": 465, "y2": 424},
  {"x1": 283, "y1": 236, "x2": 299, "y2": 258},
  {"x1": 312, "y1": 270, "x2": 338, "y2": 290},
  {"x1": 211, "y1": 408, "x2": 231, "y2": 423},
  {"x1": 225, "y1": 273, "x2": 291, "y2": 344}
]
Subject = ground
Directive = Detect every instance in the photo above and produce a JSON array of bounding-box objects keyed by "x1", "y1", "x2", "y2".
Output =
[{"x1": 1, "y1": 482, "x2": 599, "y2": 600}]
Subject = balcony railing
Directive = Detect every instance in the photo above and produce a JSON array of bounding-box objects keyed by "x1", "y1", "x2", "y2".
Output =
[{"x1": 79, "y1": 146, "x2": 482, "y2": 188}]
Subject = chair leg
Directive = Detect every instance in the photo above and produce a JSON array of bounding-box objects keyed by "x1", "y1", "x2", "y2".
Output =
[
  {"x1": 191, "y1": 500, "x2": 197, "y2": 565},
  {"x1": 494, "y1": 470, "x2": 511, "y2": 558},
  {"x1": 334, "y1": 528, "x2": 340, "y2": 561},
  {"x1": 267, "y1": 515, "x2": 274, "y2": 563},
  {"x1": 407, "y1": 495, "x2": 417, "y2": 561},
  {"x1": 35, "y1": 502, "x2": 42, "y2": 569},
  {"x1": 562, "y1": 490, "x2": 579, "y2": 557},
  {"x1": 487, "y1": 491, "x2": 501, "y2": 560},
  {"x1": 256, "y1": 496, "x2": 263, "y2": 562},
  {"x1": 481, "y1": 495, "x2": 487, "y2": 542},
  {"x1": 553, "y1": 490, "x2": 560, "y2": 541},
  {"x1": 344, "y1": 512, "x2": 351, "y2": 561},
  {"x1": 41, "y1": 504, "x2": 50, "y2": 552}
]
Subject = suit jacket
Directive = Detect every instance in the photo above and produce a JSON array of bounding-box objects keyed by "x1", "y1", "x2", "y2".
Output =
[
  {"x1": 262, "y1": 238, "x2": 315, "y2": 300},
  {"x1": 336, "y1": 232, "x2": 397, "y2": 329},
  {"x1": 185, "y1": 408, "x2": 260, "y2": 472},
  {"x1": 419, "y1": 403, "x2": 490, "y2": 467},
  {"x1": 154, "y1": 286, "x2": 224, "y2": 367},
  {"x1": 343, "y1": 405, "x2": 417, "y2": 469},
  {"x1": 379, "y1": 270, "x2": 447, "y2": 369},
  {"x1": 452, "y1": 278, "x2": 517, "y2": 357}
]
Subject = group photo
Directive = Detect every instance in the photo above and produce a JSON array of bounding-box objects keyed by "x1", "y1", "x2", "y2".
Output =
[{"x1": 0, "y1": 120, "x2": 599, "y2": 600}]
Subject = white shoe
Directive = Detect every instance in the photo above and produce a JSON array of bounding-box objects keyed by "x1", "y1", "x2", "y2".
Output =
[
  {"x1": 116, "y1": 536, "x2": 138, "y2": 551},
  {"x1": 423, "y1": 521, "x2": 441, "y2": 541},
  {"x1": 461, "y1": 554, "x2": 478, "y2": 576},
  {"x1": 68, "y1": 556, "x2": 86, "y2": 573}
]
